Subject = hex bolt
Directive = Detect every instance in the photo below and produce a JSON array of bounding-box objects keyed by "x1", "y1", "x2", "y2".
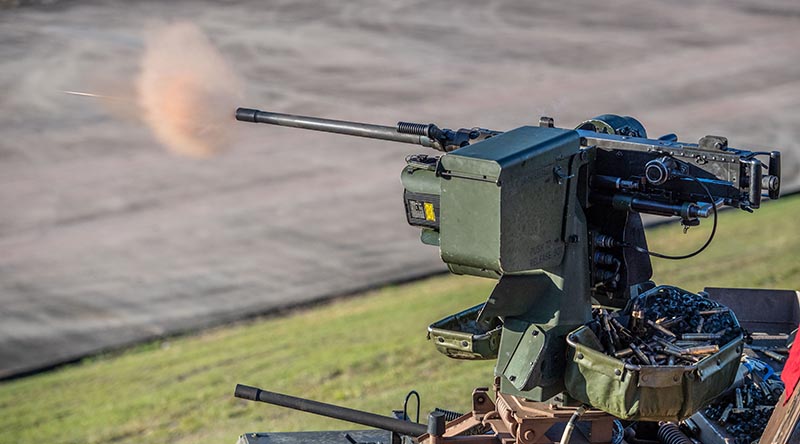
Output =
[{"x1": 427, "y1": 411, "x2": 446, "y2": 437}]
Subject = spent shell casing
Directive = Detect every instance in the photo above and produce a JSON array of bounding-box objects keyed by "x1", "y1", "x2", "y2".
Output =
[
  {"x1": 647, "y1": 319, "x2": 677, "y2": 339},
  {"x1": 762, "y1": 350, "x2": 786, "y2": 362},
  {"x1": 696, "y1": 318, "x2": 705, "y2": 333},
  {"x1": 757, "y1": 380, "x2": 771, "y2": 397},
  {"x1": 673, "y1": 340, "x2": 709, "y2": 348},
  {"x1": 749, "y1": 345, "x2": 790, "y2": 353},
  {"x1": 699, "y1": 307, "x2": 729, "y2": 316},
  {"x1": 610, "y1": 318, "x2": 635, "y2": 342},
  {"x1": 630, "y1": 343, "x2": 649, "y2": 365},
  {"x1": 766, "y1": 379, "x2": 784, "y2": 396},
  {"x1": 614, "y1": 347, "x2": 633, "y2": 358},
  {"x1": 609, "y1": 322, "x2": 621, "y2": 349},
  {"x1": 720, "y1": 403, "x2": 734, "y2": 423},
  {"x1": 630, "y1": 309, "x2": 644, "y2": 329},
  {"x1": 682, "y1": 333, "x2": 722, "y2": 341},
  {"x1": 735, "y1": 388, "x2": 744, "y2": 409},
  {"x1": 662, "y1": 347, "x2": 691, "y2": 360},
  {"x1": 599, "y1": 310, "x2": 617, "y2": 354},
  {"x1": 654, "y1": 336, "x2": 683, "y2": 352},
  {"x1": 683, "y1": 345, "x2": 719, "y2": 355},
  {"x1": 667, "y1": 356, "x2": 676, "y2": 366},
  {"x1": 658, "y1": 316, "x2": 684, "y2": 329}
]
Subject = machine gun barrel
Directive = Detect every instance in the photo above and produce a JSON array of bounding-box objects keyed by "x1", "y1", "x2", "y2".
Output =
[
  {"x1": 236, "y1": 107, "x2": 435, "y2": 147},
  {"x1": 234, "y1": 384, "x2": 428, "y2": 437}
]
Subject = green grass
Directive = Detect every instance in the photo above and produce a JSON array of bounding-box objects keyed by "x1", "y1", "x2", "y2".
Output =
[{"x1": 2, "y1": 195, "x2": 798, "y2": 444}]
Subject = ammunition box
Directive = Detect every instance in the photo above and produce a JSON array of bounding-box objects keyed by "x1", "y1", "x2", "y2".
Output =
[
  {"x1": 564, "y1": 286, "x2": 744, "y2": 422},
  {"x1": 427, "y1": 303, "x2": 502, "y2": 360}
]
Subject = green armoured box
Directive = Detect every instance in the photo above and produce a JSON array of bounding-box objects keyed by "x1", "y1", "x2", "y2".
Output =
[{"x1": 564, "y1": 286, "x2": 744, "y2": 422}]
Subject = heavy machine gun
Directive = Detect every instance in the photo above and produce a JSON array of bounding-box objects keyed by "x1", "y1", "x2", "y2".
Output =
[{"x1": 234, "y1": 107, "x2": 784, "y2": 443}]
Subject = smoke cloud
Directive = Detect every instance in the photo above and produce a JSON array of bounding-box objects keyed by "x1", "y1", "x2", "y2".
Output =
[{"x1": 137, "y1": 22, "x2": 242, "y2": 157}]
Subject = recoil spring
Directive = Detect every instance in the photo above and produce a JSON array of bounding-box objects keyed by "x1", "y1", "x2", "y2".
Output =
[
  {"x1": 657, "y1": 423, "x2": 692, "y2": 444},
  {"x1": 397, "y1": 121, "x2": 431, "y2": 136}
]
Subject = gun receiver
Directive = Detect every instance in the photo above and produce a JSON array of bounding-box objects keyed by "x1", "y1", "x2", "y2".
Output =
[{"x1": 236, "y1": 108, "x2": 782, "y2": 403}]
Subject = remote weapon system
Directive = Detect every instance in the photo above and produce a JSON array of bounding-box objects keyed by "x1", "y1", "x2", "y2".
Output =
[{"x1": 233, "y1": 107, "x2": 793, "y2": 443}]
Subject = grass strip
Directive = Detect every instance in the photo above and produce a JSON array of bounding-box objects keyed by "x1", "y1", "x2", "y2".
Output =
[{"x1": 2, "y1": 194, "x2": 798, "y2": 444}]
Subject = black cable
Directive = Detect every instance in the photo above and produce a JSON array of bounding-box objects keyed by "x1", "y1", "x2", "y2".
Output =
[
  {"x1": 403, "y1": 390, "x2": 420, "y2": 423},
  {"x1": 620, "y1": 175, "x2": 718, "y2": 260}
]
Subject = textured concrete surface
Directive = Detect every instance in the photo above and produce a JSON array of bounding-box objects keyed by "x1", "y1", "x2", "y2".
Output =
[{"x1": 1, "y1": 0, "x2": 799, "y2": 378}]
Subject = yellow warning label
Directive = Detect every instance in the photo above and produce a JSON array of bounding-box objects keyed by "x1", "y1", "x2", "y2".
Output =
[{"x1": 424, "y1": 202, "x2": 436, "y2": 221}]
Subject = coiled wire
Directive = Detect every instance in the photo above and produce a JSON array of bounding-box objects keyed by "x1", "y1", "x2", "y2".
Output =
[{"x1": 657, "y1": 422, "x2": 692, "y2": 444}]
